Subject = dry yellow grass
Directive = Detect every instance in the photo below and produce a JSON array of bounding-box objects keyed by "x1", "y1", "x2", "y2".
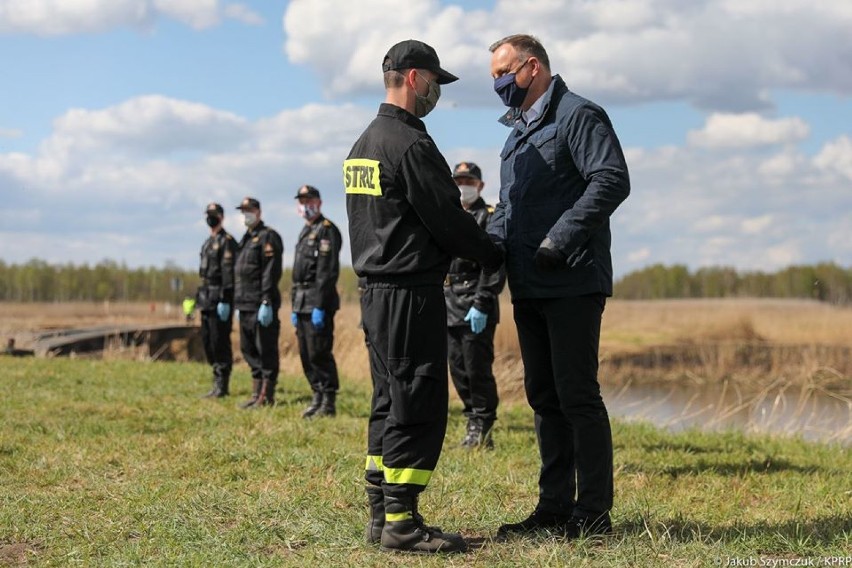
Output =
[{"x1": 3, "y1": 297, "x2": 851, "y2": 400}]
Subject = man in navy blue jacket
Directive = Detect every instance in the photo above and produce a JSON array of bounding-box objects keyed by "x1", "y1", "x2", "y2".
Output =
[{"x1": 487, "y1": 34, "x2": 630, "y2": 540}]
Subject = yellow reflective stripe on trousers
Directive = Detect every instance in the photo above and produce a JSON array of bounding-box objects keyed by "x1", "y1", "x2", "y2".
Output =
[
  {"x1": 383, "y1": 466, "x2": 432, "y2": 486},
  {"x1": 365, "y1": 455, "x2": 384, "y2": 472},
  {"x1": 385, "y1": 511, "x2": 413, "y2": 522}
]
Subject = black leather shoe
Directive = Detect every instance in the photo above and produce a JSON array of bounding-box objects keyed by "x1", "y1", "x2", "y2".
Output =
[
  {"x1": 563, "y1": 514, "x2": 612, "y2": 539},
  {"x1": 496, "y1": 507, "x2": 573, "y2": 539}
]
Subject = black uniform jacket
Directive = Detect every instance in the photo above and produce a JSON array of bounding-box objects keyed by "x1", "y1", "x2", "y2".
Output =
[
  {"x1": 444, "y1": 198, "x2": 506, "y2": 327},
  {"x1": 197, "y1": 228, "x2": 237, "y2": 310},
  {"x1": 291, "y1": 214, "x2": 342, "y2": 314},
  {"x1": 234, "y1": 221, "x2": 284, "y2": 311},
  {"x1": 344, "y1": 103, "x2": 502, "y2": 284}
]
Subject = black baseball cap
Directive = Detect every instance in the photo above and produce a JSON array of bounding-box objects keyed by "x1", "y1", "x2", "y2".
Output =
[
  {"x1": 382, "y1": 39, "x2": 459, "y2": 84},
  {"x1": 205, "y1": 202, "x2": 224, "y2": 215},
  {"x1": 236, "y1": 196, "x2": 261, "y2": 210},
  {"x1": 294, "y1": 185, "x2": 321, "y2": 199},
  {"x1": 452, "y1": 162, "x2": 482, "y2": 181}
]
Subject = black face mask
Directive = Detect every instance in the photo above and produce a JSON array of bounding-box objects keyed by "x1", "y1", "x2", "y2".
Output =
[{"x1": 206, "y1": 214, "x2": 221, "y2": 228}]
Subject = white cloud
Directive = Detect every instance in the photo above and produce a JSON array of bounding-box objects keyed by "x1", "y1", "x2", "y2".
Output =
[
  {"x1": 282, "y1": 0, "x2": 852, "y2": 111},
  {"x1": 688, "y1": 113, "x2": 810, "y2": 148},
  {"x1": 813, "y1": 135, "x2": 852, "y2": 181},
  {"x1": 0, "y1": 96, "x2": 373, "y2": 268},
  {"x1": 741, "y1": 215, "x2": 773, "y2": 235},
  {"x1": 0, "y1": 127, "x2": 22, "y2": 138},
  {"x1": 0, "y1": 0, "x2": 256, "y2": 34},
  {"x1": 223, "y1": 3, "x2": 262, "y2": 26}
]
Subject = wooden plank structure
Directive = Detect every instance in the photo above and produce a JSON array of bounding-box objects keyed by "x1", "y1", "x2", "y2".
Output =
[{"x1": 28, "y1": 324, "x2": 202, "y2": 361}]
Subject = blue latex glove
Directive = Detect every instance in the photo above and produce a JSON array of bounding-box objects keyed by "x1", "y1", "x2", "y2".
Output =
[
  {"x1": 216, "y1": 302, "x2": 230, "y2": 322},
  {"x1": 291, "y1": 312, "x2": 298, "y2": 327},
  {"x1": 257, "y1": 303, "x2": 273, "y2": 327},
  {"x1": 311, "y1": 307, "x2": 325, "y2": 330},
  {"x1": 464, "y1": 306, "x2": 488, "y2": 334}
]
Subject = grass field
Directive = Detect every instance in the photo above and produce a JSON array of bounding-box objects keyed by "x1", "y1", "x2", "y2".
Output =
[
  {"x1": 4, "y1": 298, "x2": 852, "y2": 396},
  {"x1": 1, "y1": 358, "x2": 850, "y2": 566}
]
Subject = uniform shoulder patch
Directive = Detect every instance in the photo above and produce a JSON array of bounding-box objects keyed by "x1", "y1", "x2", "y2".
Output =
[
  {"x1": 344, "y1": 158, "x2": 382, "y2": 196},
  {"x1": 264, "y1": 242, "x2": 275, "y2": 257},
  {"x1": 487, "y1": 205, "x2": 495, "y2": 214},
  {"x1": 323, "y1": 219, "x2": 331, "y2": 227}
]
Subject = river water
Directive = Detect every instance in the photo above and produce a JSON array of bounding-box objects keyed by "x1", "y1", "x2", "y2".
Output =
[{"x1": 602, "y1": 381, "x2": 851, "y2": 446}]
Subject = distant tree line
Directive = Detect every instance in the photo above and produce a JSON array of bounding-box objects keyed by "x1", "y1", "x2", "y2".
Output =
[
  {"x1": 2, "y1": 259, "x2": 849, "y2": 305},
  {"x1": 614, "y1": 262, "x2": 852, "y2": 304},
  {"x1": 0, "y1": 259, "x2": 364, "y2": 304}
]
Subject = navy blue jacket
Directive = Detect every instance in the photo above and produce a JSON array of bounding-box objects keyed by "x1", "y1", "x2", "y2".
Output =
[{"x1": 487, "y1": 75, "x2": 630, "y2": 299}]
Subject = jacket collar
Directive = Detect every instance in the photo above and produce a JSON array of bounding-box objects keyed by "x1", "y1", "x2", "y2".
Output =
[
  {"x1": 378, "y1": 103, "x2": 426, "y2": 133},
  {"x1": 497, "y1": 75, "x2": 564, "y2": 130}
]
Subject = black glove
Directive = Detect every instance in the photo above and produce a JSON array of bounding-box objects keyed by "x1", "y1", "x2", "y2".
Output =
[
  {"x1": 481, "y1": 244, "x2": 505, "y2": 272},
  {"x1": 534, "y1": 238, "x2": 567, "y2": 271}
]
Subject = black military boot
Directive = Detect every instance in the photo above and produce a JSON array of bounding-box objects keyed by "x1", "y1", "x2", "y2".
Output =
[
  {"x1": 365, "y1": 485, "x2": 385, "y2": 544},
  {"x1": 302, "y1": 391, "x2": 323, "y2": 418},
  {"x1": 252, "y1": 379, "x2": 275, "y2": 408},
  {"x1": 201, "y1": 380, "x2": 223, "y2": 399},
  {"x1": 315, "y1": 391, "x2": 336, "y2": 417},
  {"x1": 240, "y1": 379, "x2": 261, "y2": 409},
  {"x1": 380, "y1": 494, "x2": 468, "y2": 554},
  {"x1": 460, "y1": 418, "x2": 494, "y2": 449},
  {"x1": 202, "y1": 370, "x2": 229, "y2": 398}
]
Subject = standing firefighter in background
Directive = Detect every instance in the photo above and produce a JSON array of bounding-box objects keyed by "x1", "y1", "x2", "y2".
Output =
[
  {"x1": 233, "y1": 196, "x2": 284, "y2": 409},
  {"x1": 197, "y1": 202, "x2": 237, "y2": 398},
  {"x1": 290, "y1": 184, "x2": 343, "y2": 419},
  {"x1": 444, "y1": 162, "x2": 505, "y2": 449},
  {"x1": 345, "y1": 39, "x2": 503, "y2": 554}
]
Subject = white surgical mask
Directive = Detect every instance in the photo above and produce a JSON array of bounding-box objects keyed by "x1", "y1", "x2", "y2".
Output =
[
  {"x1": 458, "y1": 185, "x2": 479, "y2": 206},
  {"x1": 243, "y1": 212, "x2": 257, "y2": 227}
]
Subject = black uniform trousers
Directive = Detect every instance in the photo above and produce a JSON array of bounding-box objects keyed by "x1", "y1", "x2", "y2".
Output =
[
  {"x1": 512, "y1": 294, "x2": 613, "y2": 518},
  {"x1": 238, "y1": 310, "x2": 280, "y2": 384},
  {"x1": 447, "y1": 322, "x2": 498, "y2": 422},
  {"x1": 295, "y1": 312, "x2": 339, "y2": 393},
  {"x1": 200, "y1": 309, "x2": 233, "y2": 381},
  {"x1": 361, "y1": 283, "x2": 448, "y2": 502}
]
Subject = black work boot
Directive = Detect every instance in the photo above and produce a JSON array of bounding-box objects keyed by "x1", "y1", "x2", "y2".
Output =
[
  {"x1": 252, "y1": 379, "x2": 275, "y2": 408},
  {"x1": 201, "y1": 382, "x2": 223, "y2": 398},
  {"x1": 302, "y1": 391, "x2": 323, "y2": 419},
  {"x1": 460, "y1": 418, "x2": 494, "y2": 449},
  {"x1": 365, "y1": 486, "x2": 385, "y2": 544},
  {"x1": 496, "y1": 506, "x2": 574, "y2": 540},
  {"x1": 315, "y1": 391, "x2": 336, "y2": 417},
  {"x1": 380, "y1": 494, "x2": 467, "y2": 554},
  {"x1": 239, "y1": 379, "x2": 261, "y2": 409},
  {"x1": 202, "y1": 372, "x2": 229, "y2": 398}
]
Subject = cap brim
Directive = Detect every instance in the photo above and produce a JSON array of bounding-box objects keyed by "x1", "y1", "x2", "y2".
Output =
[{"x1": 434, "y1": 68, "x2": 459, "y2": 84}]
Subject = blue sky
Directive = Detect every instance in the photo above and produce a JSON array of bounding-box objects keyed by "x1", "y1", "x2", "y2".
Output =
[{"x1": 1, "y1": 0, "x2": 850, "y2": 276}]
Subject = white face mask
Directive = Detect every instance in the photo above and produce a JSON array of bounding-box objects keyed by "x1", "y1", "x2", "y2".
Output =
[
  {"x1": 458, "y1": 184, "x2": 480, "y2": 206},
  {"x1": 298, "y1": 203, "x2": 320, "y2": 220},
  {"x1": 243, "y1": 212, "x2": 257, "y2": 227}
]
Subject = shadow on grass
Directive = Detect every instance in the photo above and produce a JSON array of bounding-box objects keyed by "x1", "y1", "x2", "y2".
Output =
[
  {"x1": 620, "y1": 457, "x2": 829, "y2": 477},
  {"x1": 616, "y1": 513, "x2": 852, "y2": 546}
]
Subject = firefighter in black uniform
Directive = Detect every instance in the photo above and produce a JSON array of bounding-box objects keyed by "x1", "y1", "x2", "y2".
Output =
[
  {"x1": 198, "y1": 202, "x2": 237, "y2": 398},
  {"x1": 290, "y1": 184, "x2": 342, "y2": 419},
  {"x1": 233, "y1": 196, "x2": 284, "y2": 409},
  {"x1": 444, "y1": 162, "x2": 506, "y2": 448},
  {"x1": 345, "y1": 39, "x2": 503, "y2": 554}
]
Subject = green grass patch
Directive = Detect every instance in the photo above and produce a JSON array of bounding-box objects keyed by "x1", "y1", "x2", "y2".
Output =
[{"x1": 1, "y1": 358, "x2": 850, "y2": 566}]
